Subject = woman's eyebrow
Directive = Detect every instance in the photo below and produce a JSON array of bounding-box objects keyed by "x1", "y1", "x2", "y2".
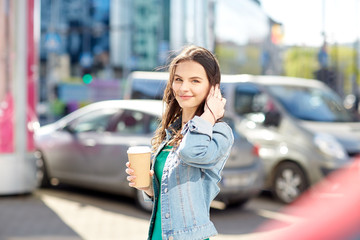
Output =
[
  {"x1": 189, "y1": 76, "x2": 203, "y2": 80},
  {"x1": 174, "y1": 74, "x2": 203, "y2": 80}
]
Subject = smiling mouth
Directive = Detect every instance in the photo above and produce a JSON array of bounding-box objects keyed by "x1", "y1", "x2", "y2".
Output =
[{"x1": 179, "y1": 95, "x2": 193, "y2": 100}]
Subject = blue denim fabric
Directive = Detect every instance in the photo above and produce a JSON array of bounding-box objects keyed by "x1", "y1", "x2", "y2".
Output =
[{"x1": 146, "y1": 116, "x2": 234, "y2": 240}]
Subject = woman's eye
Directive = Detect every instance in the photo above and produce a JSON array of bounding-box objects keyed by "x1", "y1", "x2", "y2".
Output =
[
  {"x1": 192, "y1": 79, "x2": 200, "y2": 83},
  {"x1": 175, "y1": 78, "x2": 182, "y2": 82}
]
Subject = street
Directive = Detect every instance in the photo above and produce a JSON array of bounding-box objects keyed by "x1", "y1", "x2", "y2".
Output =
[{"x1": 0, "y1": 185, "x2": 295, "y2": 240}]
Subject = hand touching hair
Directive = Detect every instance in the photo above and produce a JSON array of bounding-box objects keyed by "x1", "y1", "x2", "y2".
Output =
[{"x1": 204, "y1": 84, "x2": 226, "y2": 123}]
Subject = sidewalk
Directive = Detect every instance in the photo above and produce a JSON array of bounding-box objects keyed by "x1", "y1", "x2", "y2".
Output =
[
  {"x1": 0, "y1": 194, "x2": 81, "y2": 240},
  {"x1": 40, "y1": 194, "x2": 149, "y2": 240},
  {"x1": 0, "y1": 189, "x2": 279, "y2": 240}
]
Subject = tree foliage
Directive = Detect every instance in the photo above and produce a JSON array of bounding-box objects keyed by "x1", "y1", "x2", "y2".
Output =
[{"x1": 284, "y1": 45, "x2": 359, "y2": 94}]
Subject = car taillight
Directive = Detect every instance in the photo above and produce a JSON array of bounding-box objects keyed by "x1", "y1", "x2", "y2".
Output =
[{"x1": 252, "y1": 144, "x2": 260, "y2": 157}]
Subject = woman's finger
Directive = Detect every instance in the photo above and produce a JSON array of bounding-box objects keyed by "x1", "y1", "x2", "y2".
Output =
[
  {"x1": 208, "y1": 86, "x2": 215, "y2": 99},
  {"x1": 125, "y1": 168, "x2": 134, "y2": 175},
  {"x1": 213, "y1": 85, "x2": 219, "y2": 98},
  {"x1": 212, "y1": 85, "x2": 218, "y2": 98},
  {"x1": 127, "y1": 175, "x2": 136, "y2": 182},
  {"x1": 216, "y1": 84, "x2": 222, "y2": 98}
]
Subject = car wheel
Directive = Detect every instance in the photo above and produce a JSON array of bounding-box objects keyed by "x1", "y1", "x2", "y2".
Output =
[
  {"x1": 273, "y1": 162, "x2": 308, "y2": 204},
  {"x1": 135, "y1": 189, "x2": 153, "y2": 213},
  {"x1": 226, "y1": 198, "x2": 249, "y2": 209},
  {"x1": 35, "y1": 151, "x2": 50, "y2": 188}
]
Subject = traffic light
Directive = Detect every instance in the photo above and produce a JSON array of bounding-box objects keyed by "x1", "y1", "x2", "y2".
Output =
[
  {"x1": 81, "y1": 67, "x2": 93, "y2": 84},
  {"x1": 82, "y1": 73, "x2": 93, "y2": 84},
  {"x1": 271, "y1": 24, "x2": 283, "y2": 45}
]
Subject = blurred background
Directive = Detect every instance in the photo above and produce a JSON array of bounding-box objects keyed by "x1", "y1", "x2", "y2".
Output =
[
  {"x1": 37, "y1": 0, "x2": 281, "y2": 124},
  {"x1": 1, "y1": 1, "x2": 360, "y2": 239},
  {"x1": 1, "y1": 0, "x2": 359, "y2": 201},
  {"x1": 34, "y1": 0, "x2": 360, "y2": 124}
]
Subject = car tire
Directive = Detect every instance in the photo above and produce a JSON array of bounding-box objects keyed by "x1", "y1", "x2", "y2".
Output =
[
  {"x1": 272, "y1": 162, "x2": 309, "y2": 204},
  {"x1": 36, "y1": 151, "x2": 50, "y2": 188},
  {"x1": 226, "y1": 198, "x2": 249, "y2": 209},
  {"x1": 135, "y1": 189, "x2": 153, "y2": 213}
]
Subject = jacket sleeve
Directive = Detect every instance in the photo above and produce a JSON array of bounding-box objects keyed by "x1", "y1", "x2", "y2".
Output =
[
  {"x1": 142, "y1": 191, "x2": 154, "y2": 202},
  {"x1": 178, "y1": 116, "x2": 234, "y2": 169}
]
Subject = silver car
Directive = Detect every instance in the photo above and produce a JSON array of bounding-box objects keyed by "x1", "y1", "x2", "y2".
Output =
[
  {"x1": 221, "y1": 74, "x2": 360, "y2": 203},
  {"x1": 35, "y1": 99, "x2": 263, "y2": 211}
]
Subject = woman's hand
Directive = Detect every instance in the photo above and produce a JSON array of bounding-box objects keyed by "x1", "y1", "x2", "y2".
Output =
[
  {"x1": 125, "y1": 162, "x2": 154, "y2": 197},
  {"x1": 202, "y1": 84, "x2": 226, "y2": 124}
]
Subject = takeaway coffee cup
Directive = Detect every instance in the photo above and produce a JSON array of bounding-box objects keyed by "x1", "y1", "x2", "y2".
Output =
[{"x1": 127, "y1": 146, "x2": 152, "y2": 188}]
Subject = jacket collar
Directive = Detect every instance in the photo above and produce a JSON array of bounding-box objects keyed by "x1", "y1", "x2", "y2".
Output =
[{"x1": 165, "y1": 116, "x2": 182, "y2": 141}]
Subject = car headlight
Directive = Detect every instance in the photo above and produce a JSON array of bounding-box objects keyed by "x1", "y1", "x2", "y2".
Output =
[{"x1": 314, "y1": 133, "x2": 347, "y2": 160}]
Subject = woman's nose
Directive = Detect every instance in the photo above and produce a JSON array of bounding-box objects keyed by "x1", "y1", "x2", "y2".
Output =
[{"x1": 179, "y1": 81, "x2": 190, "y2": 91}]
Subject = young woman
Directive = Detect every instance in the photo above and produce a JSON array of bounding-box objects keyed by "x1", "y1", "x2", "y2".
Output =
[{"x1": 126, "y1": 45, "x2": 234, "y2": 240}]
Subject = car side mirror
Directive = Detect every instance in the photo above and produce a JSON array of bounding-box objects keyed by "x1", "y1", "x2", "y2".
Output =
[{"x1": 263, "y1": 110, "x2": 281, "y2": 127}]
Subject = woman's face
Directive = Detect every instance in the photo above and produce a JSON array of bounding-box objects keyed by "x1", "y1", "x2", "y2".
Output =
[{"x1": 172, "y1": 60, "x2": 210, "y2": 114}]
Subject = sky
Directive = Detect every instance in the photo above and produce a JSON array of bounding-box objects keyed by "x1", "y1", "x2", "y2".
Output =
[
  {"x1": 260, "y1": 0, "x2": 360, "y2": 46},
  {"x1": 217, "y1": 0, "x2": 269, "y2": 45}
]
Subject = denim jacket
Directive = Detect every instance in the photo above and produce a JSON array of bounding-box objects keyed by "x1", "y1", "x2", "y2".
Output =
[{"x1": 145, "y1": 116, "x2": 234, "y2": 240}]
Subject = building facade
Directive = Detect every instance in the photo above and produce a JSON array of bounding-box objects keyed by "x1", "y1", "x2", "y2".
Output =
[{"x1": 39, "y1": 0, "x2": 281, "y2": 122}]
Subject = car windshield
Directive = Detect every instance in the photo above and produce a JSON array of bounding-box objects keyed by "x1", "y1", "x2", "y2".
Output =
[
  {"x1": 267, "y1": 85, "x2": 355, "y2": 122},
  {"x1": 131, "y1": 79, "x2": 167, "y2": 99}
]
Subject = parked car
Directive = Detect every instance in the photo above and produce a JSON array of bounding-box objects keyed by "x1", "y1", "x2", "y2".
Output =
[
  {"x1": 35, "y1": 99, "x2": 264, "y2": 211},
  {"x1": 123, "y1": 71, "x2": 168, "y2": 100},
  {"x1": 221, "y1": 74, "x2": 360, "y2": 203},
  {"x1": 124, "y1": 71, "x2": 360, "y2": 204}
]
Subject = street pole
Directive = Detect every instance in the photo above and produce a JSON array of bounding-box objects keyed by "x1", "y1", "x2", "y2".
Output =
[
  {"x1": 322, "y1": 0, "x2": 326, "y2": 43},
  {"x1": 353, "y1": 0, "x2": 360, "y2": 112},
  {"x1": 14, "y1": 0, "x2": 27, "y2": 162}
]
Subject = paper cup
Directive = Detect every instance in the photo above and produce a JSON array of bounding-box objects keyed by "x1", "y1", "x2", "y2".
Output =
[{"x1": 127, "y1": 146, "x2": 152, "y2": 188}]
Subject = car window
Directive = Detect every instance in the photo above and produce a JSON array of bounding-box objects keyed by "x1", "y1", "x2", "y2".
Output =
[
  {"x1": 70, "y1": 109, "x2": 118, "y2": 133},
  {"x1": 149, "y1": 117, "x2": 160, "y2": 133},
  {"x1": 267, "y1": 85, "x2": 355, "y2": 122},
  {"x1": 235, "y1": 84, "x2": 281, "y2": 126},
  {"x1": 115, "y1": 110, "x2": 148, "y2": 134},
  {"x1": 223, "y1": 117, "x2": 241, "y2": 140},
  {"x1": 235, "y1": 84, "x2": 270, "y2": 114},
  {"x1": 131, "y1": 79, "x2": 167, "y2": 99}
]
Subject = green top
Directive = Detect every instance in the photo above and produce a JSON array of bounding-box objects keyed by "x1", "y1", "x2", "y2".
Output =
[
  {"x1": 151, "y1": 145, "x2": 210, "y2": 240},
  {"x1": 152, "y1": 145, "x2": 172, "y2": 240}
]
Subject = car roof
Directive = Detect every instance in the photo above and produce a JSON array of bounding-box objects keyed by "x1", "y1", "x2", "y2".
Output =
[
  {"x1": 83, "y1": 99, "x2": 163, "y2": 115},
  {"x1": 128, "y1": 71, "x2": 326, "y2": 89},
  {"x1": 129, "y1": 71, "x2": 169, "y2": 80},
  {"x1": 221, "y1": 74, "x2": 326, "y2": 88},
  {"x1": 61, "y1": 99, "x2": 164, "y2": 123}
]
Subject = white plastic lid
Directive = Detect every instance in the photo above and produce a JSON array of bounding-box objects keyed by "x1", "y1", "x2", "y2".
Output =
[{"x1": 127, "y1": 146, "x2": 151, "y2": 154}]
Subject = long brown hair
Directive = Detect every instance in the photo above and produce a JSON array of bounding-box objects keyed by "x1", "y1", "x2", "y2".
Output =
[{"x1": 152, "y1": 45, "x2": 221, "y2": 152}]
